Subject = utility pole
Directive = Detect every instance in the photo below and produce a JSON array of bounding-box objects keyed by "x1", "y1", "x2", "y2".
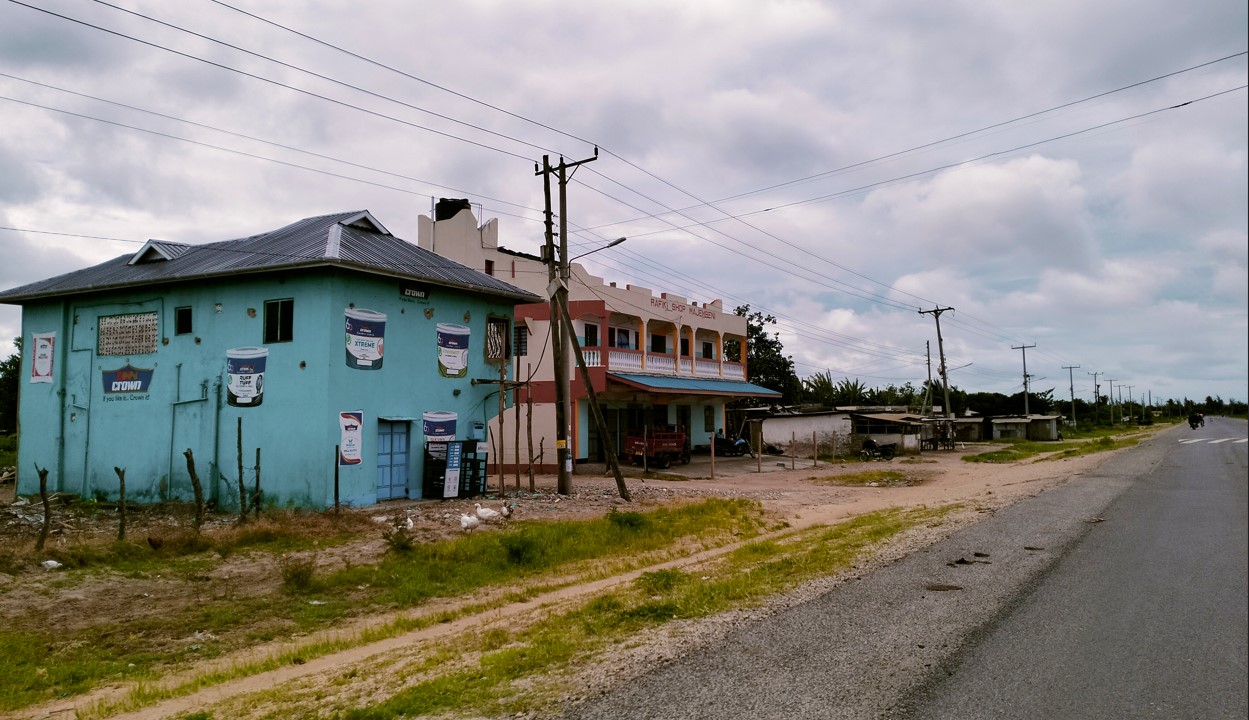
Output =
[
  {"x1": 1088, "y1": 371, "x2": 1101, "y2": 425},
  {"x1": 1124, "y1": 385, "x2": 1134, "y2": 424},
  {"x1": 1012, "y1": 344, "x2": 1036, "y2": 416},
  {"x1": 536, "y1": 150, "x2": 598, "y2": 496},
  {"x1": 918, "y1": 307, "x2": 954, "y2": 420},
  {"x1": 1106, "y1": 378, "x2": 1116, "y2": 425},
  {"x1": 923, "y1": 341, "x2": 933, "y2": 416},
  {"x1": 1063, "y1": 365, "x2": 1080, "y2": 427},
  {"x1": 555, "y1": 292, "x2": 630, "y2": 500}
]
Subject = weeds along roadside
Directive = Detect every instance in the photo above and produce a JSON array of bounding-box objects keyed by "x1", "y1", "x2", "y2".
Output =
[
  {"x1": 130, "y1": 504, "x2": 959, "y2": 720},
  {"x1": 960, "y1": 425, "x2": 1155, "y2": 464},
  {"x1": 0, "y1": 498, "x2": 768, "y2": 716}
]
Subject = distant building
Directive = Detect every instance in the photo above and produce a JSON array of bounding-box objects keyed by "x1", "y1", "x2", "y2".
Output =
[
  {"x1": 0, "y1": 211, "x2": 539, "y2": 508},
  {"x1": 990, "y1": 414, "x2": 1062, "y2": 441},
  {"x1": 420, "y1": 199, "x2": 780, "y2": 470}
]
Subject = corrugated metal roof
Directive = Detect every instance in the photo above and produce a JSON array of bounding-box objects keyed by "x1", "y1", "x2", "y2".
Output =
[
  {"x1": 609, "y1": 372, "x2": 782, "y2": 398},
  {"x1": 991, "y1": 415, "x2": 1061, "y2": 423},
  {"x1": 852, "y1": 412, "x2": 925, "y2": 424},
  {"x1": 0, "y1": 211, "x2": 542, "y2": 305}
]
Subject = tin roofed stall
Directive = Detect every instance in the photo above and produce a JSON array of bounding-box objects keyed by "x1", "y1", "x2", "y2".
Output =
[{"x1": 0, "y1": 211, "x2": 540, "y2": 509}]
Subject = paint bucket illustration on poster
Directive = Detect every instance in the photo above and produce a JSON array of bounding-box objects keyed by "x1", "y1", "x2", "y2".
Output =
[
  {"x1": 423, "y1": 411, "x2": 456, "y2": 460},
  {"x1": 226, "y1": 347, "x2": 268, "y2": 407},
  {"x1": 339, "y1": 411, "x2": 363, "y2": 465},
  {"x1": 435, "y1": 323, "x2": 470, "y2": 378},
  {"x1": 345, "y1": 308, "x2": 386, "y2": 369}
]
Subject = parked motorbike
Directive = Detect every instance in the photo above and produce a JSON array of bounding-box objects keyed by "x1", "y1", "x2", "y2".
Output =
[
  {"x1": 859, "y1": 442, "x2": 897, "y2": 462},
  {"x1": 713, "y1": 436, "x2": 753, "y2": 457}
]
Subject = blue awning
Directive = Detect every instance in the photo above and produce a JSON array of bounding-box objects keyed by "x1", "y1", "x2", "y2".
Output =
[{"x1": 608, "y1": 373, "x2": 782, "y2": 398}]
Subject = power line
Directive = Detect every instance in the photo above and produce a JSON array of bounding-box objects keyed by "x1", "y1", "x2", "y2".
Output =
[
  {"x1": 7, "y1": 2, "x2": 1239, "y2": 382},
  {"x1": 0, "y1": 72, "x2": 545, "y2": 219},
  {"x1": 8, "y1": 0, "x2": 538, "y2": 162},
  {"x1": 188, "y1": 0, "x2": 1248, "y2": 336}
]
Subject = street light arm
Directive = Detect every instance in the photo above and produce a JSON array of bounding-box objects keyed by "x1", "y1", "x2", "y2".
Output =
[{"x1": 568, "y1": 237, "x2": 626, "y2": 262}]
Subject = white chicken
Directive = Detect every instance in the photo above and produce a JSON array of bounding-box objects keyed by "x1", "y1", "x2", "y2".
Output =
[
  {"x1": 475, "y1": 502, "x2": 502, "y2": 522},
  {"x1": 499, "y1": 501, "x2": 513, "y2": 519},
  {"x1": 459, "y1": 513, "x2": 481, "y2": 533}
]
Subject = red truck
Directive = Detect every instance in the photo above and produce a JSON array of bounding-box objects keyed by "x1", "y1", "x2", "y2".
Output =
[{"x1": 624, "y1": 427, "x2": 690, "y2": 469}]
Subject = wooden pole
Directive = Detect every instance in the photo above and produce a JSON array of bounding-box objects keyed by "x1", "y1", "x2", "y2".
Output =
[
  {"x1": 253, "y1": 447, "x2": 261, "y2": 519},
  {"x1": 35, "y1": 464, "x2": 50, "y2": 552},
  {"x1": 756, "y1": 421, "x2": 762, "y2": 473},
  {"x1": 514, "y1": 368, "x2": 521, "y2": 489},
  {"x1": 113, "y1": 466, "x2": 127, "y2": 541},
  {"x1": 184, "y1": 449, "x2": 204, "y2": 530},
  {"x1": 526, "y1": 368, "x2": 535, "y2": 491},
  {"x1": 236, "y1": 417, "x2": 246, "y2": 523},
  {"x1": 642, "y1": 425, "x2": 649, "y2": 474},
  {"x1": 790, "y1": 432, "x2": 795, "y2": 470},
  {"x1": 813, "y1": 431, "x2": 818, "y2": 467},
  {"x1": 710, "y1": 429, "x2": 716, "y2": 480},
  {"x1": 498, "y1": 364, "x2": 506, "y2": 493},
  {"x1": 556, "y1": 295, "x2": 630, "y2": 500}
]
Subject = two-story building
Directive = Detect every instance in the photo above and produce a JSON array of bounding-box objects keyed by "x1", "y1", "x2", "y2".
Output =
[
  {"x1": 0, "y1": 210, "x2": 540, "y2": 508},
  {"x1": 419, "y1": 199, "x2": 781, "y2": 472}
]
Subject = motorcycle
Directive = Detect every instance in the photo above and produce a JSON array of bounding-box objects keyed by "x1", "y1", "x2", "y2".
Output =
[
  {"x1": 713, "y1": 435, "x2": 753, "y2": 457},
  {"x1": 859, "y1": 442, "x2": 897, "y2": 462}
]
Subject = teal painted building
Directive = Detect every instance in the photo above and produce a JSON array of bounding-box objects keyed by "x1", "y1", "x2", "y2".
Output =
[{"x1": 0, "y1": 211, "x2": 540, "y2": 509}]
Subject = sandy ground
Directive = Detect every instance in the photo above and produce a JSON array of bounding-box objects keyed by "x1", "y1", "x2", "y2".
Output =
[{"x1": 0, "y1": 435, "x2": 1154, "y2": 720}]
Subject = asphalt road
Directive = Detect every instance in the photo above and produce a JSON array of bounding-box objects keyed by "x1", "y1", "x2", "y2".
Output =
[{"x1": 564, "y1": 420, "x2": 1248, "y2": 720}]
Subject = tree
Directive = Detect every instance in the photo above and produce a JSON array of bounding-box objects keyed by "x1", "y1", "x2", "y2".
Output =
[
  {"x1": 0, "y1": 337, "x2": 19, "y2": 435},
  {"x1": 727, "y1": 305, "x2": 802, "y2": 406},
  {"x1": 869, "y1": 382, "x2": 920, "y2": 408}
]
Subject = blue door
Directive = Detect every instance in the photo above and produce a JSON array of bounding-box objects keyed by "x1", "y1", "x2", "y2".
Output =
[{"x1": 376, "y1": 421, "x2": 410, "y2": 500}]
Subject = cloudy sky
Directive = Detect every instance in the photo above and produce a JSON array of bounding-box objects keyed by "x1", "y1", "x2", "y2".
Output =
[{"x1": 1, "y1": 0, "x2": 1246, "y2": 408}]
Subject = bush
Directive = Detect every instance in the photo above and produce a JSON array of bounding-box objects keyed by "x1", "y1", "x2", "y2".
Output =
[
  {"x1": 0, "y1": 434, "x2": 15, "y2": 467},
  {"x1": 606, "y1": 507, "x2": 650, "y2": 531},
  {"x1": 382, "y1": 525, "x2": 416, "y2": 554},
  {"x1": 499, "y1": 532, "x2": 543, "y2": 566},
  {"x1": 278, "y1": 555, "x2": 318, "y2": 594}
]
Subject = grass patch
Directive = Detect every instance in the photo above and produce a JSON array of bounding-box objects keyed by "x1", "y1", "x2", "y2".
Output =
[
  {"x1": 1, "y1": 499, "x2": 764, "y2": 715},
  {"x1": 1038, "y1": 435, "x2": 1139, "y2": 461},
  {"x1": 339, "y1": 505, "x2": 955, "y2": 720},
  {"x1": 963, "y1": 434, "x2": 1141, "y2": 463}
]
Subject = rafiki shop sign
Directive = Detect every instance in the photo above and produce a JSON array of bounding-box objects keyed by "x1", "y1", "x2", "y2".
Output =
[{"x1": 649, "y1": 297, "x2": 716, "y2": 319}]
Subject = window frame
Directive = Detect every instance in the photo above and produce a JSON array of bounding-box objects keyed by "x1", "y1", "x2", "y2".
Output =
[
  {"x1": 485, "y1": 315, "x2": 510, "y2": 362},
  {"x1": 174, "y1": 306, "x2": 193, "y2": 336},
  {"x1": 263, "y1": 298, "x2": 295, "y2": 344}
]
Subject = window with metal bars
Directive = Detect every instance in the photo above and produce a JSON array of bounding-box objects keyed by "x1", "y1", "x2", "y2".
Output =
[
  {"x1": 513, "y1": 324, "x2": 528, "y2": 357},
  {"x1": 486, "y1": 316, "x2": 510, "y2": 361}
]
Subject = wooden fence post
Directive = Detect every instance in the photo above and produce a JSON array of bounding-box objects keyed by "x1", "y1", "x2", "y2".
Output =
[
  {"x1": 253, "y1": 447, "x2": 261, "y2": 519},
  {"x1": 113, "y1": 466, "x2": 127, "y2": 541},
  {"x1": 184, "y1": 449, "x2": 205, "y2": 530},
  {"x1": 35, "y1": 465, "x2": 50, "y2": 552},
  {"x1": 236, "y1": 417, "x2": 246, "y2": 523}
]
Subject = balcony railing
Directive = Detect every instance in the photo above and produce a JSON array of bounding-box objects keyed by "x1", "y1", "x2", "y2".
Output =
[{"x1": 577, "y1": 346, "x2": 746, "y2": 380}]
